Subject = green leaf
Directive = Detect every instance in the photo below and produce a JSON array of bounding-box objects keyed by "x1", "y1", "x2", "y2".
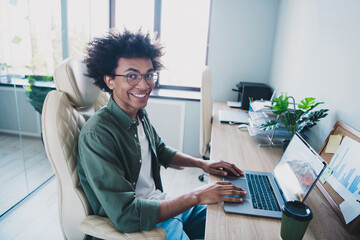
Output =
[
  {"x1": 281, "y1": 110, "x2": 303, "y2": 137},
  {"x1": 298, "y1": 97, "x2": 315, "y2": 109},
  {"x1": 24, "y1": 76, "x2": 54, "y2": 114},
  {"x1": 26, "y1": 75, "x2": 53, "y2": 83},
  {"x1": 11, "y1": 35, "x2": 22, "y2": 45},
  {"x1": 298, "y1": 97, "x2": 325, "y2": 114},
  {"x1": 270, "y1": 94, "x2": 289, "y2": 115},
  {"x1": 259, "y1": 120, "x2": 279, "y2": 131},
  {"x1": 298, "y1": 109, "x2": 329, "y2": 133},
  {"x1": 262, "y1": 94, "x2": 329, "y2": 137}
]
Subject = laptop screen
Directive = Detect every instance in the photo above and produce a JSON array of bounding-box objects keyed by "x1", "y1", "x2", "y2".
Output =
[{"x1": 273, "y1": 133, "x2": 326, "y2": 202}]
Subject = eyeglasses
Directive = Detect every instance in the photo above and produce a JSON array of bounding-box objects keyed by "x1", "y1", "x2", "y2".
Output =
[{"x1": 112, "y1": 72, "x2": 158, "y2": 86}]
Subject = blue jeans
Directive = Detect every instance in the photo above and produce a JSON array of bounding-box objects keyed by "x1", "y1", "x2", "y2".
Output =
[{"x1": 156, "y1": 205, "x2": 207, "y2": 240}]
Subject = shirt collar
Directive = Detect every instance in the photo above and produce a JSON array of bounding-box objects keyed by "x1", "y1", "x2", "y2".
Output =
[{"x1": 107, "y1": 96, "x2": 146, "y2": 129}]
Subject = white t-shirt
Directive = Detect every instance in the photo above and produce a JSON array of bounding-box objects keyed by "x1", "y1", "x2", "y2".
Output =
[{"x1": 135, "y1": 117, "x2": 167, "y2": 200}]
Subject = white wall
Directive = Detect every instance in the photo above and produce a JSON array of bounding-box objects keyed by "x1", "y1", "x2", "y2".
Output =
[
  {"x1": 180, "y1": 0, "x2": 280, "y2": 156},
  {"x1": 183, "y1": 0, "x2": 360, "y2": 155},
  {"x1": 208, "y1": 0, "x2": 280, "y2": 101},
  {"x1": 269, "y1": 0, "x2": 360, "y2": 149}
]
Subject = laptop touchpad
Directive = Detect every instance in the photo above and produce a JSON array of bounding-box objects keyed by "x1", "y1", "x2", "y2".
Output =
[{"x1": 224, "y1": 177, "x2": 249, "y2": 199}]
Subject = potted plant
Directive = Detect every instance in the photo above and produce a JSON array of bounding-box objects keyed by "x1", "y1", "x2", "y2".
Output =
[
  {"x1": 25, "y1": 75, "x2": 54, "y2": 114},
  {"x1": 259, "y1": 93, "x2": 329, "y2": 148}
]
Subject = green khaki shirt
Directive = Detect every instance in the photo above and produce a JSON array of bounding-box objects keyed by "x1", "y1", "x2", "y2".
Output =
[{"x1": 77, "y1": 96, "x2": 177, "y2": 233}]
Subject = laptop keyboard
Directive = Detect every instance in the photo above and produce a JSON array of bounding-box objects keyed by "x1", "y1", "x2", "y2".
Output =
[{"x1": 246, "y1": 173, "x2": 281, "y2": 211}]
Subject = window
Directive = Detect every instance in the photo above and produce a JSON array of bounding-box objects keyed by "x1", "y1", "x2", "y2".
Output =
[
  {"x1": 0, "y1": 0, "x2": 108, "y2": 77},
  {"x1": 115, "y1": 0, "x2": 154, "y2": 33},
  {"x1": 114, "y1": 0, "x2": 211, "y2": 89},
  {"x1": 0, "y1": 0, "x2": 210, "y2": 89},
  {"x1": 0, "y1": 0, "x2": 62, "y2": 76},
  {"x1": 159, "y1": 0, "x2": 211, "y2": 88},
  {"x1": 67, "y1": 0, "x2": 109, "y2": 58}
]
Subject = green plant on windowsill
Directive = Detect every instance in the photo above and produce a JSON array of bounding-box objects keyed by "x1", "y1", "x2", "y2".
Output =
[
  {"x1": 259, "y1": 93, "x2": 329, "y2": 138},
  {"x1": 25, "y1": 75, "x2": 54, "y2": 114}
]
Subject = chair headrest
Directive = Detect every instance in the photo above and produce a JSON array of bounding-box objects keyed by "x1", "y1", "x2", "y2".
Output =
[{"x1": 54, "y1": 57, "x2": 101, "y2": 108}]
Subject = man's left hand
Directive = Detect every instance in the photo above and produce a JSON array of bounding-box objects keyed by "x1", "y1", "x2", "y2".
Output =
[{"x1": 201, "y1": 160, "x2": 244, "y2": 177}]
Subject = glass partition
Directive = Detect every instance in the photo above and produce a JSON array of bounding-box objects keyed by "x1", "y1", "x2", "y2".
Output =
[
  {"x1": 0, "y1": 0, "x2": 59, "y2": 216},
  {"x1": 0, "y1": 0, "x2": 109, "y2": 216},
  {"x1": 0, "y1": 85, "x2": 29, "y2": 215}
]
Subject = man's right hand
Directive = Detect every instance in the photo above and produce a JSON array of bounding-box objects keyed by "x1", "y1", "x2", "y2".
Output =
[
  {"x1": 158, "y1": 181, "x2": 246, "y2": 222},
  {"x1": 193, "y1": 181, "x2": 247, "y2": 205}
]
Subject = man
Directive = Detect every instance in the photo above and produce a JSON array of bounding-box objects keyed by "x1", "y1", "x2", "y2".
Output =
[{"x1": 77, "y1": 29, "x2": 247, "y2": 239}]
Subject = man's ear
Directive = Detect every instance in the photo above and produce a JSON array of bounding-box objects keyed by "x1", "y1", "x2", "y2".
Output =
[{"x1": 104, "y1": 75, "x2": 114, "y2": 90}]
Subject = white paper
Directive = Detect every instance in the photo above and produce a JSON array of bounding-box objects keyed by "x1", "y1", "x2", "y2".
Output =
[
  {"x1": 250, "y1": 100, "x2": 272, "y2": 112},
  {"x1": 327, "y1": 136, "x2": 360, "y2": 223},
  {"x1": 340, "y1": 200, "x2": 360, "y2": 224}
]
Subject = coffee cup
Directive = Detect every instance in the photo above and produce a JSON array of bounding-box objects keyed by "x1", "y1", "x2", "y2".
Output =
[{"x1": 280, "y1": 200, "x2": 313, "y2": 240}]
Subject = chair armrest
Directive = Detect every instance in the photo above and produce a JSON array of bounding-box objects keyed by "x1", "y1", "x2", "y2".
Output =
[{"x1": 80, "y1": 215, "x2": 166, "y2": 240}]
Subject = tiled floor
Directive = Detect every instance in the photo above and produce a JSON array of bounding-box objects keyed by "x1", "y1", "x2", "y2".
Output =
[
  {"x1": 0, "y1": 176, "x2": 62, "y2": 240},
  {"x1": 0, "y1": 133, "x2": 53, "y2": 216}
]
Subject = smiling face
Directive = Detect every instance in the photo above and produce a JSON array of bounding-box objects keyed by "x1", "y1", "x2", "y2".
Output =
[{"x1": 104, "y1": 57, "x2": 155, "y2": 120}]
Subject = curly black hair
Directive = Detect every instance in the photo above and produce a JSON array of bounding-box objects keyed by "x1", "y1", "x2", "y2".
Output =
[{"x1": 84, "y1": 29, "x2": 164, "y2": 93}]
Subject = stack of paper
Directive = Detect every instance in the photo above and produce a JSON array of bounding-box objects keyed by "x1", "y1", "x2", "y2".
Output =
[
  {"x1": 250, "y1": 100, "x2": 273, "y2": 112},
  {"x1": 247, "y1": 111, "x2": 289, "y2": 139}
]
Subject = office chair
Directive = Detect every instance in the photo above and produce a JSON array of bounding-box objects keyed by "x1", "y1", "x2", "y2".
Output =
[
  {"x1": 198, "y1": 66, "x2": 213, "y2": 182},
  {"x1": 42, "y1": 57, "x2": 166, "y2": 240}
]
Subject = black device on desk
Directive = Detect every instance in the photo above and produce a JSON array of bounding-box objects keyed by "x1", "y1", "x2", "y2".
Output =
[{"x1": 232, "y1": 82, "x2": 272, "y2": 110}]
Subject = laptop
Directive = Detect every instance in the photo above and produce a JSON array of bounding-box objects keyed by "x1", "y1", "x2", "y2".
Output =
[
  {"x1": 223, "y1": 132, "x2": 327, "y2": 218},
  {"x1": 218, "y1": 110, "x2": 249, "y2": 124}
]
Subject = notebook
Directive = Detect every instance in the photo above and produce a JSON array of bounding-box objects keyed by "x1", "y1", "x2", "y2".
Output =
[
  {"x1": 223, "y1": 132, "x2": 327, "y2": 218},
  {"x1": 218, "y1": 110, "x2": 249, "y2": 124}
]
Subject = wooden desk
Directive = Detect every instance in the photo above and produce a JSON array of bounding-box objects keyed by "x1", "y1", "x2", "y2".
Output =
[{"x1": 204, "y1": 102, "x2": 358, "y2": 240}]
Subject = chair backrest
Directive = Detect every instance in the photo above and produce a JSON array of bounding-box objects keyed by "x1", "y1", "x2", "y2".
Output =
[
  {"x1": 199, "y1": 66, "x2": 213, "y2": 156},
  {"x1": 42, "y1": 57, "x2": 109, "y2": 240}
]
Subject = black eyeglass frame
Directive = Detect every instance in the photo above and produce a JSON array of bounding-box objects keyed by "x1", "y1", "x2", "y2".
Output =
[{"x1": 112, "y1": 72, "x2": 159, "y2": 86}]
